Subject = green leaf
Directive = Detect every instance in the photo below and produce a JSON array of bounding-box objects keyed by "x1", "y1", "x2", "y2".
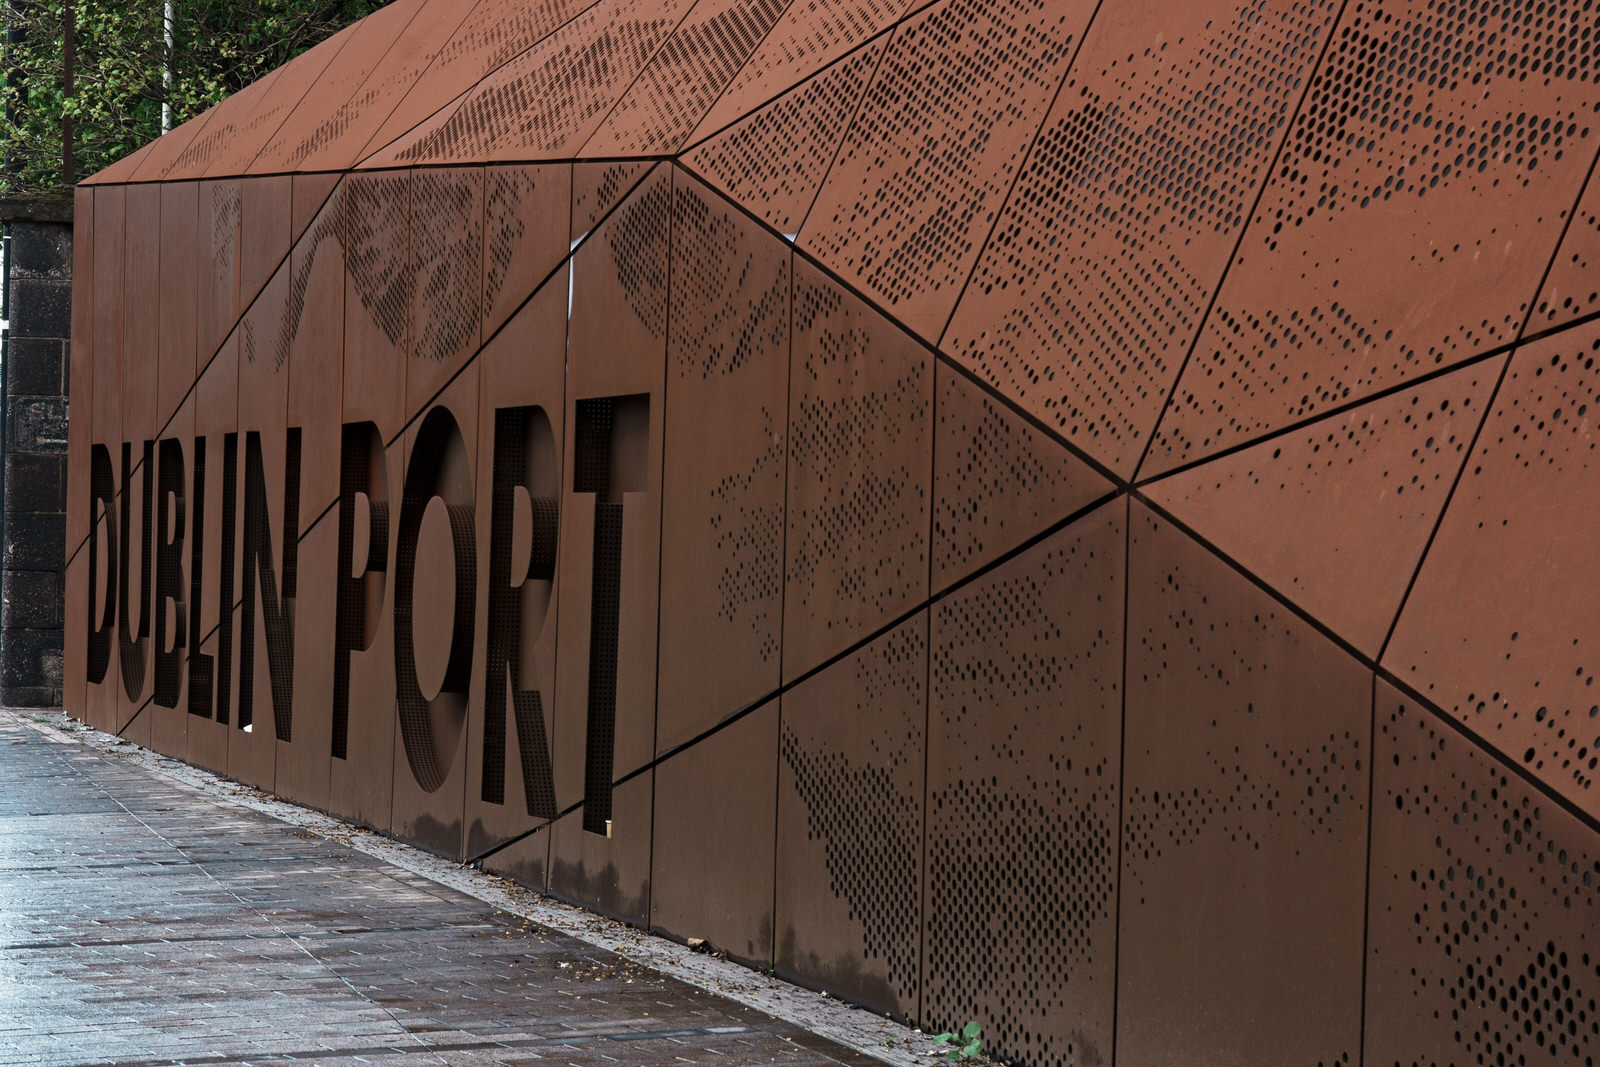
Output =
[
  {"x1": 963, "y1": 1039, "x2": 982, "y2": 1057},
  {"x1": 932, "y1": 1032, "x2": 955, "y2": 1045},
  {"x1": 961, "y1": 1021, "x2": 981, "y2": 1042}
]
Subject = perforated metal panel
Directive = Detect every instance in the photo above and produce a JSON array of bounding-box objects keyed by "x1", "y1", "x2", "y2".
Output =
[
  {"x1": 691, "y1": 0, "x2": 914, "y2": 139},
  {"x1": 682, "y1": 40, "x2": 886, "y2": 236},
  {"x1": 1534, "y1": 168, "x2": 1600, "y2": 331},
  {"x1": 1120, "y1": 500, "x2": 1369, "y2": 1067},
  {"x1": 783, "y1": 258, "x2": 931, "y2": 682},
  {"x1": 1386, "y1": 318, "x2": 1600, "y2": 821},
  {"x1": 571, "y1": 161, "x2": 656, "y2": 244},
  {"x1": 1143, "y1": 0, "x2": 1600, "y2": 478},
  {"x1": 1146, "y1": 356, "x2": 1503, "y2": 656},
  {"x1": 482, "y1": 165, "x2": 569, "y2": 338},
  {"x1": 777, "y1": 612, "x2": 926, "y2": 1020},
  {"x1": 924, "y1": 503, "x2": 1124, "y2": 1066},
  {"x1": 582, "y1": 0, "x2": 794, "y2": 157},
  {"x1": 657, "y1": 174, "x2": 790, "y2": 752},
  {"x1": 943, "y1": 0, "x2": 1342, "y2": 477},
  {"x1": 360, "y1": 0, "x2": 598, "y2": 159},
  {"x1": 366, "y1": 0, "x2": 697, "y2": 167},
  {"x1": 932, "y1": 362, "x2": 1112, "y2": 591},
  {"x1": 800, "y1": 0, "x2": 1094, "y2": 341},
  {"x1": 1365, "y1": 683, "x2": 1600, "y2": 1067},
  {"x1": 407, "y1": 167, "x2": 485, "y2": 419}
]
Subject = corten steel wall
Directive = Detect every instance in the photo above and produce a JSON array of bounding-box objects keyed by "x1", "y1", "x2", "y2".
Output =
[{"x1": 64, "y1": 0, "x2": 1600, "y2": 1064}]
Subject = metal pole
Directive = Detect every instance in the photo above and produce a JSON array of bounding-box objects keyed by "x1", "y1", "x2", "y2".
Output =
[{"x1": 162, "y1": 0, "x2": 172, "y2": 132}]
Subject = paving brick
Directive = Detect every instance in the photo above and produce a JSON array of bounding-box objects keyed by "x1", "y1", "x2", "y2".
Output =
[{"x1": 0, "y1": 714, "x2": 883, "y2": 1067}]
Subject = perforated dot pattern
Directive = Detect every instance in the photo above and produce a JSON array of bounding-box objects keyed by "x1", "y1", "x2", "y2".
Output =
[
  {"x1": 932, "y1": 364, "x2": 1110, "y2": 589},
  {"x1": 1536, "y1": 173, "x2": 1600, "y2": 329},
  {"x1": 1146, "y1": 0, "x2": 1600, "y2": 476},
  {"x1": 1365, "y1": 688, "x2": 1600, "y2": 1066},
  {"x1": 411, "y1": 169, "x2": 484, "y2": 365},
  {"x1": 583, "y1": 0, "x2": 791, "y2": 156},
  {"x1": 1385, "y1": 321, "x2": 1600, "y2": 818},
  {"x1": 780, "y1": 615, "x2": 926, "y2": 1016},
  {"x1": 385, "y1": 0, "x2": 691, "y2": 165},
  {"x1": 925, "y1": 508, "x2": 1123, "y2": 1067},
  {"x1": 801, "y1": 0, "x2": 1091, "y2": 340},
  {"x1": 603, "y1": 172, "x2": 673, "y2": 343},
  {"x1": 943, "y1": 0, "x2": 1340, "y2": 476},
  {"x1": 345, "y1": 173, "x2": 413, "y2": 352},
  {"x1": 784, "y1": 263, "x2": 929, "y2": 678},
  {"x1": 683, "y1": 41, "x2": 885, "y2": 236}
]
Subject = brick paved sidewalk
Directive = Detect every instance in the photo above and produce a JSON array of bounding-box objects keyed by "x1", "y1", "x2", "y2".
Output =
[{"x1": 0, "y1": 712, "x2": 907, "y2": 1067}]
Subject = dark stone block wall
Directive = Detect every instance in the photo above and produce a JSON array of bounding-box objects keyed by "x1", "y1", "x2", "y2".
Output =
[{"x1": 3, "y1": 219, "x2": 71, "y2": 706}]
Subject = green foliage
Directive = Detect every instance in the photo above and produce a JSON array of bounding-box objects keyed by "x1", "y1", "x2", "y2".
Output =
[
  {"x1": 931, "y1": 1020, "x2": 983, "y2": 1062},
  {"x1": 0, "y1": 0, "x2": 389, "y2": 198}
]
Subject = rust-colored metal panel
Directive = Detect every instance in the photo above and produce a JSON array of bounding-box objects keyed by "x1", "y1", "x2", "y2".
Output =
[
  {"x1": 117, "y1": 185, "x2": 162, "y2": 744},
  {"x1": 1119, "y1": 501, "x2": 1369, "y2": 1067},
  {"x1": 932, "y1": 361, "x2": 1112, "y2": 591},
  {"x1": 581, "y1": 0, "x2": 795, "y2": 157},
  {"x1": 343, "y1": 171, "x2": 410, "y2": 440},
  {"x1": 651, "y1": 698, "x2": 777, "y2": 967},
  {"x1": 783, "y1": 257, "x2": 931, "y2": 684},
  {"x1": 248, "y1": 0, "x2": 428, "y2": 175},
  {"x1": 943, "y1": 0, "x2": 1342, "y2": 479},
  {"x1": 548, "y1": 772, "x2": 655, "y2": 923},
  {"x1": 65, "y1": 186, "x2": 96, "y2": 723},
  {"x1": 126, "y1": 100, "x2": 220, "y2": 184},
  {"x1": 1364, "y1": 684, "x2": 1600, "y2": 1067},
  {"x1": 390, "y1": 368, "x2": 479, "y2": 860},
  {"x1": 1532, "y1": 167, "x2": 1600, "y2": 332},
  {"x1": 1142, "y1": 1, "x2": 1600, "y2": 479},
  {"x1": 681, "y1": 39, "x2": 884, "y2": 237},
  {"x1": 690, "y1": 0, "x2": 913, "y2": 139},
  {"x1": 157, "y1": 183, "x2": 199, "y2": 430},
  {"x1": 229, "y1": 259, "x2": 293, "y2": 793},
  {"x1": 658, "y1": 174, "x2": 789, "y2": 753},
  {"x1": 358, "y1": 0, "x2": 595, "y2": 162},
  {"x1": 291, "y1": 173, "x2": 341, "y2": 246},
  {"x1": 776, "y1": 612, "x2": 925, "y2": 1020},
  {"x1": 363, "y1": 0, "x2": 697, "y2": 168},
  {"x1": 275, "y1": 514, "x2": 338, "y2": 810},
  {"x1": 287, "y1": 183, "x2": 346, "y2": 536},
  {"x1": 1384, "y1": 320, "x2": 1600, "y2": 820},
  {"x1": 482, "y1": 164, "x2": 570, "y2": 340},
  {"x1": 407, "y1": 167, "x2": 484, "y2": 420},
  {"x1": 463, "y1": 271, "x2": 566, "y2": 865},
  {"x1": 1146, "y1": 356, "x2": 1503, "y2": 657},
  {"x1": 924, "y1": 503, "x2": 1123, "y2": 1065},
  {"x1": 571, "y1": 161, "x2": 653, "y2": 245},
  {"x1": 185, "y1": 332, "x2": 240, "y2": 776},
  {"x1": 241, "y1": 176, "x2": 293, "y2": 315},
  {"x1": 549, "y1": 167, "x2": 671, "y2": 924},
  {"x1": 159, "y1": 68, "x2": 284, "y2": 179},
  {"x1": 87, "y1": 185, "x2": 124, "y2": 736},
  {"x1": 281, "y1": 0, "x2": 478, "y2": 175},
  {"x1": 328, "y1": 430, "x2": 402, "y2": 833},
  {"x1": 197, "y1": 23, "x2": 363, "y2": 179},
  {"x1": 147, "y1": 397, "x2": 196, "y2": 761},
  {"x1": 122, "y1": 184, "x2": 162, "y2": 447},
  {"x1": 798, "y1": 0, "x2": 1095, "y2": 343},
  {"x1": 197, "y1": 181, "x2": 242, "y2": 369},
  {"x1": 81, "y1": 139, "x2": 156, "y2": 186}
]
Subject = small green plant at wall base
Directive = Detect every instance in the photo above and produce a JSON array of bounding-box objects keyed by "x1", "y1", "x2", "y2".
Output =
[{"x1": 931, "y1": 1021, "x2": 982, "y2": 1062}]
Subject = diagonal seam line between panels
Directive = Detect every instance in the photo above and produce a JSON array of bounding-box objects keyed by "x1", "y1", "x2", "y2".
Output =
[
  {"x1": 1126, "y1": 0, "x2": 1355, "y2": 482},
  {"x1": 1130, "y1": 489, "x2": 1600, "y2": 842},
  {"x1": 571, "y1": 0, "x2": 803, "y2": 159},
  {"x1": 1375, "y1": 136, "x2": 1600, "y2": 663},
  {"x1": 928, "y1": 0, "x2": 1111, "y2": 350},
  {"x1": 676, "y1": 0, "x2": 947, "y2": 156},
  {"x1": 64, "y1": 173, "x2": 350, "y2": 574},
  {"x1": 241, "y1": 0, "x2": 442, "y2": 177},
  {"x1": 348, "y1": 0, "x2": 615, "y2": 170}
]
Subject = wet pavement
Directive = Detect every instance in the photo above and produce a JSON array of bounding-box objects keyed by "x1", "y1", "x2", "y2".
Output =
[{"x1": 0, "y1": 712, "x2": 890, "y2": 1067}]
